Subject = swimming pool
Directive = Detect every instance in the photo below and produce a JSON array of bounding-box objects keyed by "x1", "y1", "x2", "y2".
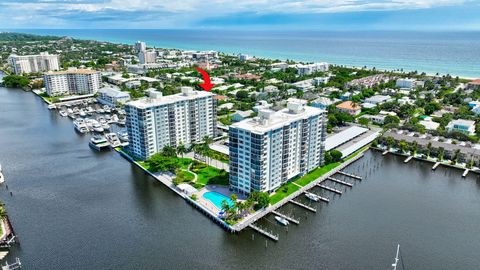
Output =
[{"x1": 203, "y1": 191, "x2": 234, "y2": 210}]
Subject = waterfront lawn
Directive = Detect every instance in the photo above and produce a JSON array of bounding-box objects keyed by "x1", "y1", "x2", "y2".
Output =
[
  {"x1": 270, "y1": 182, "x2": 301, "y2": 205},
  {"x1": 269, "y1": 145, "x2": 370, "y2": 205},
  {"x1": 294, "y1": 162, "x2": 341, "y2": 187},
  {"x1": 173, "y1": 170, "x2": 196, "y2": 185},
  {"x1": 191, "y1": 161, "x2": 229, "y2": 188}
]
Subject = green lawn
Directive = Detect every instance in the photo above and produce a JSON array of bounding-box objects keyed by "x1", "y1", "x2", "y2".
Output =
[
  {"x1": 293, "y1": 162, "x2": 341, "y2": 187},
  {"x1": 206, "y1": 149, "x2": 229, "y2": 164},
  {"x1": 270, "y1": 182, "x2": 301, "y2": 205},
  {"x1": 195, "y1": 166, "x2": 229, "y2": 187}
]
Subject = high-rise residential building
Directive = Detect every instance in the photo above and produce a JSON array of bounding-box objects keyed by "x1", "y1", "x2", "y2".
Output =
[
  {"x1": 8, "y1": 52, "x2": 60, "y2": 75},
  {"x1": 138, "y1": 50, "x2": 157, "y2": 64},
  {"x1": 44, "y1": 69, "x2": 102, "y2": 96},
  {"x1": 134, "y1": 41, "x2": 146, "y2": 53},
  {"x1": 229, "y1": 99, "x2": 327, "y2": 195},
  {"x1": 125, "y1": 87, "x2": 217, "y2": 160}
]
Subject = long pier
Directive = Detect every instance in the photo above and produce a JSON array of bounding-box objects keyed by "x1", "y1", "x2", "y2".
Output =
[
  {"x1": 462, "y1": 169, "x2": 470, "y2": 178},
  {"x1": 248, "y1": 224, "x2": 279, "y2": 241},
  {"x1": 404, "y1": 156, "x2": 413, "y2": 163},
  {"x1": 290, "y1": 200, "x2": 317, "y2": 212},
  {"x1": 382, "y1": 150, "x2": 389, "y2": 155},
  {"x1": 317, "y1": 184, "x2": 342, "y2": 195},
  {"x1": 328, "y1": 177, "x2": 353, "y2": 187},
  {"x1": 432, "y1": 162, "x2": 440, "y2": 170},
  {"x1": 272, "y1": 211, "x2": 300, "y2": 225},
  {"x1": 337, "y1": 171, "x2": 362, "y2": 180}
]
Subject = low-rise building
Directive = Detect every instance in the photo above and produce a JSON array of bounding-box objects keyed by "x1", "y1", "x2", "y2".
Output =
[
  {"x1": 364, "y1": 95, "x2": 392, "y2": 105},
  {"x1": 446, "y1": 119, "x2": 476, "y2": 135},
  {"x1": 311, "y1": 97, "x2": 334, "y2": 109},
  {"x1": 336, "y1": 101, "x2": 361, "y2": 116},
  {"x1": 232, "y1": 110, "x2": 254, "y2": 122},
  {"x1": 97, "y1": 87, "x2": 131, "y2": 107},
  {"x1": 396, "y1": 78, "x2": 417, "y2": 89}
]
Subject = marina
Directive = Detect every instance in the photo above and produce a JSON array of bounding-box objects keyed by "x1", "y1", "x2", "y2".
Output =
[{"x1": 1, "y1": 76, "x2": 480, "y2": 268}]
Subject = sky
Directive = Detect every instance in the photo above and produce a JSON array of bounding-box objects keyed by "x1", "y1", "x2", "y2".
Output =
[{"x1": 0, "y1": 0, "x2": 479, "y2": 30}]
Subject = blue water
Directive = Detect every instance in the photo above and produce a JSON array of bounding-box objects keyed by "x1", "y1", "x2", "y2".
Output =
[
  {"x1": 6, "y1": 29, "x2": 480, "y2": 78},
  {"x1": 203, "y1": 191, "x2": 234, "y2": 210}
]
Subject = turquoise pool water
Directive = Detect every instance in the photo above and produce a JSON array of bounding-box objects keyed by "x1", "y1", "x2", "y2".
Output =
[{"x1": 203, "y1": 191, "x2": 234, "y2": 210}]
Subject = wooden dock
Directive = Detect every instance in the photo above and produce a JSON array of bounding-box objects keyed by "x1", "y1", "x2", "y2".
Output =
[
  {"x1": 327, "y1": 177, "x2": 353, "y2": 187},
  {"x1": 290, "y1": 200, "x2": 317, "y2": 212},
  {"x1": 248, "y1": 224, "x2": 279, "y2": 241},
  {"x1": 462, "y1": 169, "x2": 470, "y2": 178},
  {"x1": 317, "y1": 184, "x2": 342, "y2": 195},
  {"x1": 337, "y1": 171, "x2": 362, "y2": 180},
  {"x1": 432, "y1": 162, "x2": 440, "y2": 170},
  {"x1": 272, "y1": 211, "x2": 300, "y2": 225},
  {"x1": 404, "y1": 156, "x2": 413, "y2": 163}
]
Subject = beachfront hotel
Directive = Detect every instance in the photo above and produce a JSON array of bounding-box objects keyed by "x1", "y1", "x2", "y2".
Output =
[
  {"x1": 44, "y1": 69, "x2": 102, "y2": 96},
  {"x1": 8, "y1": 52, "x2": 59, "y2": 75},
  {"x1": 125, "y1": 87, "x2": 217, "y2": 160},
  {"x1": 229, "y1": 99, "x2": 327, "y2": 195}
]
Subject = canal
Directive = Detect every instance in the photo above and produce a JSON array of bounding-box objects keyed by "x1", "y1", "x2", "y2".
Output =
[{"x1": 1, "y1": 83, "x2": 480, "y2": 269}]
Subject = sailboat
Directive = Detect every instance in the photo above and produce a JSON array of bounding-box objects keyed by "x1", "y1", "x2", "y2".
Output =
[{"x1": 391, "y1": 244, "x2": 405, "y2": 270}]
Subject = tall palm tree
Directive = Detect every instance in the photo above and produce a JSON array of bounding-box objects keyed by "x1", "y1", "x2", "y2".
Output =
[{"x1": 177, "y1": 143, "x2": 187, "y2": 158}]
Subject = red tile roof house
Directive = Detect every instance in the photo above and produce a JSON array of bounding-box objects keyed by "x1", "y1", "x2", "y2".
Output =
[
  {"x1": 336, "y1": 101, "x2": 361, "y2": 116},
  {"x1": 468, "y1": 79, "x2": 480, "y2": 90}
]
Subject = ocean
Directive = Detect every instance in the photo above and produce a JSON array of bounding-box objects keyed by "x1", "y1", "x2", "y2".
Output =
[{"x1": 6, "y1": 29, "x2": 480, "y2": 78}]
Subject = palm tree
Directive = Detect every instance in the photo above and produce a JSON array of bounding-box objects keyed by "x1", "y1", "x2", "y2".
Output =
[
  {"x1": 177, "y1": 143, "x2": 187, "y2": 158},
  {"x1": 426, "y1": 142, "x2": 432, "y2": 158},
  {"x1": 202, "y1": 136, "x2": 213, "y2": 165}
]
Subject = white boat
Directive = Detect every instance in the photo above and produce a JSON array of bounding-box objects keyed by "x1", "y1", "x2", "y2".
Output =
[
  {"x1": 305, "y1": 192, "x2": 320, "y2": 202},
  {"x1": 79, "y1": 110, "x2": 86, "y2": 117},
  {"x1": 105, "y1": 133, "x2": 122, "y2": 148},
  {"x1": 47, "y1": 104, "x2": 56, "y2": 110},
  {"x1": 67, "y1": 108, "x2": 74, "y2": 114},
  {"x1": 92, "y1": 122, "x2": 104, "y2": 133},
  {"x1": 89, "y1": 136, "x2": 111, "y2": 151},
  {"x1": 0, "y1": 164, "x2": 4, "y2": 184},
  {"x1": 102, "y1": 123, "x2": 110, "y2": 130},
  {"x1": 391, "y1": 244, "x2": 402, "y2": 270},
  {"x1": 68, "y1": 114, "x2": 76, "y2": 120},
  {"x1": 59, "y1": 111, "x2": 68, "y2": 117},
  {"x1": 118, "y1": 131, "x2": 129, "y2": 142},
  {"x1": 274, "y1": 216, "x2": 289, "y2": 226},
  {"x1": 73, "y1": 119, "x2": 88, "y2": 134}
]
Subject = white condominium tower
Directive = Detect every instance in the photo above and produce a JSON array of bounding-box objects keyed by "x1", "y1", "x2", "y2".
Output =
[
  {"x1": 8, "y1": 52, "x2": 59, "y2": 75},
  {"x1": 134, "y1": 41, "x2": 146, "y2": 53},
  {"x1": 44, "y1": 69, "x2": 102, "y2": 96},
  {"x1": 229, "y1": 99, "x2": 326, "y2": 194},
  {"x1": 125, "y1": 87, "x2": 217, "y2": 160}
]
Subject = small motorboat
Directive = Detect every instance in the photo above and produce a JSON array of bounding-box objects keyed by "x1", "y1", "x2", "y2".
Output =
[
  {"x1": 59, "y1": 111, "x2": 68, "y2": 117},
  {"x1": 47, "y1": 104, "x2": 56, "y2": 110},
  {"x1": 305, "y1": 192, "x2": 320, "y2": 202},
  {"x1": 274, "y1": 216, "x2": 289, "y2": 226}
]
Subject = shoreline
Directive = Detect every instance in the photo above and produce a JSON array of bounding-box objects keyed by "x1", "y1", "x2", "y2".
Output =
[{"x1": 3, "y1": 30, "x2": 478, "y2": 80}]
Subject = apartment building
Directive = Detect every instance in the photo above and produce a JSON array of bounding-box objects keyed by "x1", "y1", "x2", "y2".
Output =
[
  {"x1": 296, "y1": 62, "x2": 329, "y2": 76},
  {"x1": 138, "y1": 50, "x2": 157, "y2": 64},
  {"x1": 44, "y1": 69, "x2": 101, "y2": 96},
  {"x1": 134, "y1": 41, "x2": 146, "y2": 53},
  {"x1": 229, "y1": 99, "x2": 327, "y2": 195},
  {"x1": 125, "y1": 87, "x2": 216, "y2": 160},
  {"x1": 8, "y1": 52, "x2": 59, "y2": 75}
]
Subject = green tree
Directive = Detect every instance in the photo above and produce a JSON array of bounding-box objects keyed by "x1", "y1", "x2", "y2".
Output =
[
  {"x1": 358, "y1": 117, "x2": 369, "y2": 127},
  {"x1": 330, "y1": 150, "x2": 343, "y2": 162}
]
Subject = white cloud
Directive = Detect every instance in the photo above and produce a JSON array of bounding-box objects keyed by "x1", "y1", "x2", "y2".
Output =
[{"x1": 0, "y1": 0, "x2": 473, "y2": 28}]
